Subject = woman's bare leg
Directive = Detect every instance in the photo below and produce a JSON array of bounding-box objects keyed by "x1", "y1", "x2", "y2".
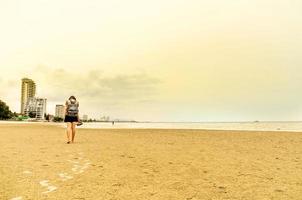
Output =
[
  {"x1": 71, "y1": 122, "x2": 77, "y2": 143},
  {"x1": 66, "y1": 123, "x2": 72, "y2": 143}
]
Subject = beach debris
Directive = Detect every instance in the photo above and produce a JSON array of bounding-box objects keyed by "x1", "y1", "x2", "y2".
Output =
[{"x1": 39, "y1": 180, "x2": 57, "y2": 194}]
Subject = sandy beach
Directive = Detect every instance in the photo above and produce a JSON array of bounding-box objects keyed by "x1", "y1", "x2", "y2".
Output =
[{"x1": 1, "y1": 123, "x2": 302, "y2": 200}]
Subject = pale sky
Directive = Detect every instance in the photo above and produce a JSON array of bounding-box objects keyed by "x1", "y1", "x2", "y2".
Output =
[{"x1": 0, "y1": 0, "x2": 302, "y2": 121}]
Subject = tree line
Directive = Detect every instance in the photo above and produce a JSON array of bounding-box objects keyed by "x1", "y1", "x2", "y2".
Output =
[{"x1": 0, "y1": 99, "x2": 14, "y2": 120}]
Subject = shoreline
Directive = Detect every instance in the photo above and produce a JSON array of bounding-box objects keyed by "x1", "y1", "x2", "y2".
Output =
[{"x1": 1, "y1": 121, "x2": 302, "y2": 133}]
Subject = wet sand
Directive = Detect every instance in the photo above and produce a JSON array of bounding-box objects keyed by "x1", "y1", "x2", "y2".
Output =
[{"x1": 1, "y1": 123, "x2": 302, "y2": 200}]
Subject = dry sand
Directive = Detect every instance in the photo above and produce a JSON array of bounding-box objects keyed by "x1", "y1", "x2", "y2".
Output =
[{"x1": 1, "y1": 123, "x2": 302, "y2": 200}]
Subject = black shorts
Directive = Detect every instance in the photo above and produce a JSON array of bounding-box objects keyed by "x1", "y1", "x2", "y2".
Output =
[{"x1": 64, "y1": 115, "x2": 78, "y2": 123}]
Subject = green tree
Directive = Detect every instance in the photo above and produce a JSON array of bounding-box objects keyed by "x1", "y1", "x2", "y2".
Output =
[
  {"x1": 0, "y1": 100, "x2": 12, "y2": 120},
  {"x1": 12, "y1": 112, "x2": 19, "y2": 117},
  {"x1": 45, "y1": 114, "x2": 50, "y2": 121},
  {"x1": 53, "y1": 116, "x2": 63, "y2": 122},
  {"x1": 28, "y1": 112, "x2": 36, "y2": 118}
]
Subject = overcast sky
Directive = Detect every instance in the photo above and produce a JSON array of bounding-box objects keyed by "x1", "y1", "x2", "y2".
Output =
[{"x1": 0, "y1": 0, "x2": 302, "y2": 121}]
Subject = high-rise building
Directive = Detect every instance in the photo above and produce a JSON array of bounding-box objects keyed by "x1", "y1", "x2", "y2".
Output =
[
  {"x1": 24, "y1": 97, "x2": 47, "y2": 120},
  {"x1": 21, "y1": 78, "x2": 36, "y2": 114},
  {"x1": 100, "y1": 116, "x2": 110, "y2": 122},
  {"x1": 55, "y1": 105, "x2": 65, "y2": 119}
]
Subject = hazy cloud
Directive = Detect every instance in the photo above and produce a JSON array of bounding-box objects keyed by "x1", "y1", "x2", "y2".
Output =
[
  {"x1": 30, "y1": 66, "x2": 161, "y2": 108},
  {"x1": 1, "y1": 0, "x2": 302, "y2": 121},
  {"x1": 0, "y1": 65, "x2": 162, "y2": 119}
]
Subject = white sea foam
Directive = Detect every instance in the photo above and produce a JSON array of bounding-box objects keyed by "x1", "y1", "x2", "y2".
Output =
[{"x1": 2, "y1": 121, "x2": 302, "y2": 132}]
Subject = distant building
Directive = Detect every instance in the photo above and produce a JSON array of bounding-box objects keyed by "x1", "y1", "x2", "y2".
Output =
[
  {"x1": 100, "y1": 116, "x2": 110, "y2": 122},
  {"x1": 24, "y1": 97, "x2": 47, "y2": 120},
  {"x1": 83, "y1": 115, "x2": 88, "y2": 121},
  {"x1": 55, "y1": 105, "x2": 65, "y2": 119},
  {"x1": 21, "y1": 78, "x2": 36, "y2": 114}
]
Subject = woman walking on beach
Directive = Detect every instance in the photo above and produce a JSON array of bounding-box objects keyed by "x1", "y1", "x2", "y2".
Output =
[{"x1": 64, "y1": 96, "x2": 79, "y2": 144}]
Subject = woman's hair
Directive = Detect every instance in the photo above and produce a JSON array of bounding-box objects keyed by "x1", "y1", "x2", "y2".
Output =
[{"x1": 69, "y1": 96, "x2": 76, "y2": 100}]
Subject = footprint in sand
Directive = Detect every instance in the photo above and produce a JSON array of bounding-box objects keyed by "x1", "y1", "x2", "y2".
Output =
[
  {"x1": 10, "y1": 197, "x2": 23, "y2": 200},
  {"x1": 74, "y1": 161, "x2": 91, "y2": 174},
  {"x1": 67, "y1": 159, "x2": 79, "y2": 164},
  {"x1": 39, "y1": 180, "x2": 57, "y2": 194},
  {"x1": 23, "y1": 170, "x2": 32, "y2": 175},
  {"x1": 67, "y1": 153, "x2": 91, "y2": 175},
  {"x1": 11, "y1": 170, "x2": 33, "y2": 200},
  {"x1": 13, "y1": 153, "x2": 90, "y2": 199},
  {"x1": 59, "y1": 172, "x2": 73, "y2": 181},
  {"x1": 72, "y1": 164, "x2": 81, "y2": 171},
  {"x1": 72, "y1": 164, "x2": 85, "y2": 174},
  {"x1": 12, "y1": 171, "x2": 33, "y2": 200}
]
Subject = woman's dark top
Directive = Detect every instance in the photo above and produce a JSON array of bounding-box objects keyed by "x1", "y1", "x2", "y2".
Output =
[{"x1": 64, "y1": 99, "x2": 79, "y2": 123}]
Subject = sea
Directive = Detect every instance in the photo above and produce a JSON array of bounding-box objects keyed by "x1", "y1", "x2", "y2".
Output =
[
  {"x1": 69, "y1": 121, "x2": 302, "y2": 132},
  {"x1": 1, "y1": 121, "x2": 302, "y2": 132}
]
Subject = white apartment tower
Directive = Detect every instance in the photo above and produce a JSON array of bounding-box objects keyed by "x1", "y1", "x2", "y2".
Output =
[
  {"x1": 55, "y1": 105, "x2": 65, "y2": 119},
  {"x1": 24, "y1": 97, "x2": 47, "y2": 120},
  {"x1": 21, "y1": 78, "x2": 36, "y2": 114}
]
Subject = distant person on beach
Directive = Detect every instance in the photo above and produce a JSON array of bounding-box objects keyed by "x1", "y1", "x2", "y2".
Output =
[{"x1": 64, "y1": 96, "x2": 79, "y2": 144}]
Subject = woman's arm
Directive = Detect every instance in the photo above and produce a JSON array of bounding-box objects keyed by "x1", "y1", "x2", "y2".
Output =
[
  {"x1": 77, "y1": 101, "x2": 80, "y2": 122},
  {"x1": 64, "y1": 101, "x2": 68, "y2": 116}
]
